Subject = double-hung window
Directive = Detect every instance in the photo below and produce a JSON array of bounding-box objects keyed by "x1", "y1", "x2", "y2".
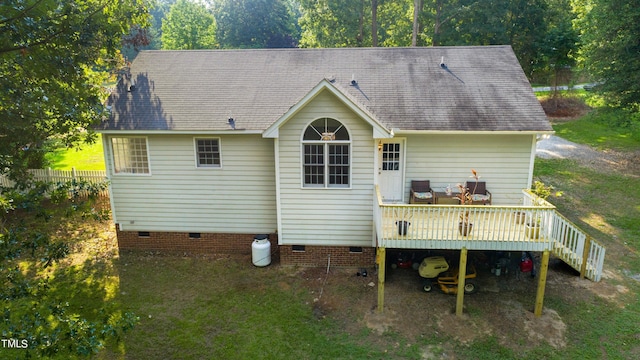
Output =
[
  {"x1": 195, "y1": 138, "x2": 221, "y2": 168},
  {"x1": 111, "y1": 137, "x2": 150, "y2": 174},
  {"x1": 302, "y1": 118, "x2": 350, "y2": 188}
]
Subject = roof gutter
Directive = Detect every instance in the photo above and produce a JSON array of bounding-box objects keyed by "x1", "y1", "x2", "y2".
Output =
[
  {"x1": 392, "y1": 129, "x2": 555, "y2": 135},
  {"x1": 96, "y1": 129, "x2": 265, "y2": 135},
  {"x1": 96, "y1": 129, "x2": 554, "y2": 136}
]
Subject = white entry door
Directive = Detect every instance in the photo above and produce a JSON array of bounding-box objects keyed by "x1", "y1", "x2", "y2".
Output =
[{"x1": 378, "y1": 140, "x2": 404, "y2": 202}]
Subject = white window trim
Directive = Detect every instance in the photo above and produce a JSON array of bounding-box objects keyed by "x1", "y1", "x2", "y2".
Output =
[
  {"x1": 300, "y1": 118, "x2": 352, "y2": 189},
  {"x1": 194, "y1": 137, "x2": 223, "y2": 169},
  {"x1": 110, "y1": 136, "x2": 151, "y2": 176}
]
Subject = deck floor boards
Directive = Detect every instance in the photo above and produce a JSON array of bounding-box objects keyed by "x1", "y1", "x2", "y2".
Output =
[{"x1": 378, "y1": 206, "x2": 552, "y2": 251}]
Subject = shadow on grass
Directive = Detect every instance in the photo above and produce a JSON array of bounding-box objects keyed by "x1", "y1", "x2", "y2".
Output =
[{"x1": 102, "y1": 254, "x2": 410, "y2": 360}]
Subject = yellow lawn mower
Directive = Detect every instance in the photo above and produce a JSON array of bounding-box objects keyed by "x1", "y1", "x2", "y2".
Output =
[{"x1": 418, "y1": 256, "x2": 478, "y2": 294}]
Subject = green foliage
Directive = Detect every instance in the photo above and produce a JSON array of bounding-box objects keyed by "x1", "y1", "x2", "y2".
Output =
[
  {"x1": 298, "y1": 0, "x2": 557, "y2": 78},
  {"x1": 431, "y1": 0, "x2": 549, "y2": 77},
  {"x1": 299, "y1": 0, "x2": 373, "y2": 47},
  {"x1": 161, "y1": 0, "x2": 217, "y2": 49},
  {"x1": 0, "y1": 179, "x2": 128, "y2": 358},
  {"x1": 377, "y1": 1, "x2": 413, "y2": 47},
  {"x1": 573, "y1": 0, "x2": 640, "y2": 112},
  {"x1": 0, "y1": 195, "x2": 13, "y2": 214},
  {"x1": 122, "y1": 0, "x2": 175, "y2": 58},
  {"x1": 0, "y1": 0, "x2": 150, "y2": 183},
  {"x1": 536, "y1": 0, "x2": 579, "y2": 85},
  {"x1": 214, "y1": 0, "x2": 300, "y2": 48},
  {"x1": 298, "y1": 0, "x2": 413, "y2": 48},
  {"x1": 531, "y1": 180, "x2": 563, "y2": 199}
]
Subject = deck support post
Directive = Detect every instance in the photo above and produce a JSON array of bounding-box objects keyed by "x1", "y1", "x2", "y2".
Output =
[
  {"x1": 580, "y1": 236, "x2": 592, "y2": 279},
  {"x1": 534, "y1": 249, "x2": 550, "y2": 317},
  {"x1": 376, "y1": 247, "x2": 386, "y2": 314},
  {"x1": 456, "y1": 247, "x2": 468, "y2": 317}
]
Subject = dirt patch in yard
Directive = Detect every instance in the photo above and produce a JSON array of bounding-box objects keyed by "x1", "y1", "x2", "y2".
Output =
[
  {"x1": 540, "y1": 96, "x2": 591, "y2": 120},
  {"x1": 292, "y1": 252, "x2": 629, "y2": 356}
]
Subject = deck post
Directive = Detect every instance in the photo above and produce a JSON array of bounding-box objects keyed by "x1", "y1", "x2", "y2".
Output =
[
  {"x1": 580, "y1": 236, "x2": 592, "y2": 279},
  {"x1": 377, "y1": 247, "x2": 386, "y2": 314},
  {"x1": 534, "y1": 249, "x2": 550, "y2": 317},
  {"x1": 456, "y1": 247, "x2": 468, "y2": 317}
]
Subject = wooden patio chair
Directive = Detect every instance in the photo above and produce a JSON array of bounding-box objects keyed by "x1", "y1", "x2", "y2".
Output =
[
  {"x1": 409, "y1": 180, "x2": 435, "y2": 204},
  {"x1": 464, "y1": 181, "x2": 492, "y2": 205}
]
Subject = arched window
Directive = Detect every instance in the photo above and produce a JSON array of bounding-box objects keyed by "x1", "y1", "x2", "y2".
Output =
[{"x1": 302, "y1": 118, "x2": 350, "y2": 188}]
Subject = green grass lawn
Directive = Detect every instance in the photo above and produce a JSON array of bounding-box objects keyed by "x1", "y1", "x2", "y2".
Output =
[
  {"x1": 553, "y1": 108, "x2": 640, "y2": 151},
  {"x1": 97, "y1": 257, "x2": 410, "y2": 360},
  {"x1": 45, "y1": 135, "x2": 106, "y2": 170}
]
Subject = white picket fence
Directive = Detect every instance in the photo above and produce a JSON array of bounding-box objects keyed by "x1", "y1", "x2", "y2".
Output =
[{"x1": 0, "y1": 168, "x2": 108, "y2": 197}]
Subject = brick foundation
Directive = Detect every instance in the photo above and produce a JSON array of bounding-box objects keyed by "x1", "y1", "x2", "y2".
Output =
[
  {"x1": 115, "y1": 226, "x2": 376, "y2": 268},
  {"x1": 279, "y1": 245, "x2": 376, "y2": 268},
  {"x1": 115, "y1": 226, "x2": 279, "y2": 260}
]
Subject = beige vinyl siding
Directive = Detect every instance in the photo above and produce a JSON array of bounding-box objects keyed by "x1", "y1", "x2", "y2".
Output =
[
  {"x1": 404, "y1": 134, "x2": 535, "y2": 204},
  {"x1": 106, "y1": 134, "x2": 277, "y2": 233},
  {"x1": 277, "y1": 91, "x2": 375, "y2": 246}
]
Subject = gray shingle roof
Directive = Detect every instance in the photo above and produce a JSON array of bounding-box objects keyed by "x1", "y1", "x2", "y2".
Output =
[{"x1": 99, "y1": 46, "x2": 551, "y2": 132}]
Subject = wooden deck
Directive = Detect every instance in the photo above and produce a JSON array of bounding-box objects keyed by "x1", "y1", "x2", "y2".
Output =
[
  {"x1": 378, "y1": 206, "x2": 554, "y2": 252},
  {"x1": 378, "y1": 205, "x2": 553, "y2": 251},
  {"x1": 373, "y1": 187, "x2": 606, "y2": 281}
]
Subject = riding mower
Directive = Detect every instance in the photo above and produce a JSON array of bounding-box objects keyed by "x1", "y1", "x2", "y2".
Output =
[{"x1": 418, "y1": 256, "x2": 478, "y2": 294}]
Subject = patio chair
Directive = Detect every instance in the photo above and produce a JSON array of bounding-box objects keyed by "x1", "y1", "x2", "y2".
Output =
[
  {"x1": 410, "y1": 180, "x2": 435, "y2": 204},
  {"x1": 464, "y1": 181, "x2": 492, "y2": 205}
]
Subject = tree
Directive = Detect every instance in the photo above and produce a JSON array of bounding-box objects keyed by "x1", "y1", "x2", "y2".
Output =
[
  {"x1": 161, "y1": 0, "x2": 217, "y2": 49},
  {"x1": 574, "y1": 0, "x2": 640, "y2": 112},
  {"x1": 372, "y1": 0, "x2": 379, "y2": 46},
  {"x1": 377, "y1": 1, "x2": 413, "y2": 47},
  {"x1": 0, "y1": 180, "x2": 137, "y2": 357},
  {"x1": 505, "y1": 0, "x2": 549, "y2": 78},
  {"x1": 149, "y1": 0, "x2": 177, "y2": 50},
  {"x1": 0, "y1": 0, "x2": 150, "y2": 182},
  {"x1": 537, "y1": 0, "x2": 578, "y2": 90},
  {"x1": 299, "y1": 0, "x2": 370, "y2": 47},
  {"x1": 427, "y1": 0, "x2": 548, "y2": 78},
  {"x1": 412, "y1": 0, "x2": 421, "y2": 46},
  {"x1": 122, "y1": 0, "x2": 177, "y2": 59},
  {"x1": 214, "y1": 0, "x2": 299, "y2": 48}
]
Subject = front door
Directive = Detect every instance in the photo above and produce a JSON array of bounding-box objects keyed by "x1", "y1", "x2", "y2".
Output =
[{"x1": 378, "y1": 140, "x2": 404, "y2": 202}]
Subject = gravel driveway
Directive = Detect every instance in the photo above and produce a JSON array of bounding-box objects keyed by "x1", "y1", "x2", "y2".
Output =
[{"x1": 536, "y1": 135, "x2": 639, "y2": 177}]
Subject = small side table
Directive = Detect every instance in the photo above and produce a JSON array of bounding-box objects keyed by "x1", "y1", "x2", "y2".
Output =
[{"x1": 434, "y1": 191, "x2": 461, "y2": 205}]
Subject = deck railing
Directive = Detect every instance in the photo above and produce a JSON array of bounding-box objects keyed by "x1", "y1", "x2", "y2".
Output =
[
  {"x1": 550, "y1": 212, "x2": 606, "y2": 281},
  {"x1": 373, "y1": 186, "x2": 606, "y2": 281},
  {"x1": 374, "y1": 186, "x2": 556, "y2": 251}
]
